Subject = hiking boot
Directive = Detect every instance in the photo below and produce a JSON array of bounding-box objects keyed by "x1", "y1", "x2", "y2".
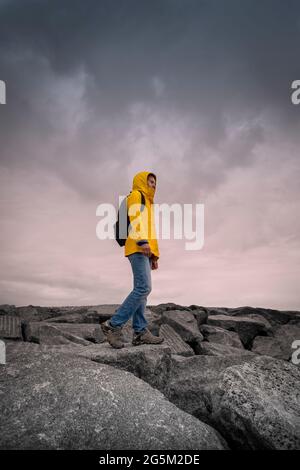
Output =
[
  {"x1": 132, "y1": 328, "x2": 164, "y2": 346},
  {"x1": 101, "y1": 320, "x2": 125, "y2": 349}
]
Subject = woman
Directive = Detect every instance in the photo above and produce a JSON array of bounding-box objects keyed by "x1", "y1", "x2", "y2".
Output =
[{"x1": 101, "y1": 171, "x2": 164, "y2": 349}]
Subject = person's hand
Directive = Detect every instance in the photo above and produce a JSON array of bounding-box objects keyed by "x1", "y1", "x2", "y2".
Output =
[
  {"x1": 151, "y1": 258, "x2": 158, "y2": 270},
  {"x1": 140, "y1": 243, "x2": 152, "y2": 257}
]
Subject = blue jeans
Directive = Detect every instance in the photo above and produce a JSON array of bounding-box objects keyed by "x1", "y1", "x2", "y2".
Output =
[{"x1": 109, "y1": 252, "x2": 152, "y2": 334}]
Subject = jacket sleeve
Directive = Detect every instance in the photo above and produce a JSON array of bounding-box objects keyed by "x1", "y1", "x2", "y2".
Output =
[{"x1": 127, "y1": 190, "x2": 149, "y2": 246}]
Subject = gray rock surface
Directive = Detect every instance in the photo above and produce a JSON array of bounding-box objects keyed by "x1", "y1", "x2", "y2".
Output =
[
  {"x1": 207, "y1": 306, "x2": 300, "y2": 327},
  {"x1": 252, "y1": 323, "x2": 300, "y2": 361},
  {"x1": 2, "y1": 302, "x2": 300, "y2": 450},
  {"x1": 23, "y1": 321, "x2": 104, "y2": 344},
  {"x1": 191, "y1": 308, "x2": 208, "y2": 328},
  {"x1": 166, "y1": 354, "x2": 256, "y2": 423},
  {"x1": 166, "y1": 354, "x2": 300, "y2": 449},
  {"x1": 209, "y1": 356, "x2": 300, "y2": 449},
  {"x1": 198, "y1": 341, "x2": 255, "y2": 357},
  {"x1": 158, "y1": 324, "x2": 195, "y2": 357},
  {"x1": 200, "y1": 324, "x2": 244, "y2": 349},
  {"x1": 0, "y1": 316, "x2": 23, "y2": 340},
  {"x1": 161, "y1": 309, "x2": 204, "y2": 344},
  {"x1": 0, "y1": 348, "x2": 226, "y2": 450},
  {"x1": 207, "y1": 314, "x2": 272, "y2": 348}
]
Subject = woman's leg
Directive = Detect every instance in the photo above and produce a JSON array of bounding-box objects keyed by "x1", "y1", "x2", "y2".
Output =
[
  {"x1": 109, "y1": 253, "x2": 152, "y2": 329},
  {"x1": 132, "y1": 256, "x2": 152, "y2": 333}
]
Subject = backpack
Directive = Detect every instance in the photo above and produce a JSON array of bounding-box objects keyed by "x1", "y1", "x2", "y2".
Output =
[{"x1": 114, "y1": 190, "x2": 145, "y2": 246}]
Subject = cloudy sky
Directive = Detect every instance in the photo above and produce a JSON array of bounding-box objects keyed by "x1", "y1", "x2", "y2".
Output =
[{"x1": 0, "y1": 0, "x2": 300, "y2": 309}]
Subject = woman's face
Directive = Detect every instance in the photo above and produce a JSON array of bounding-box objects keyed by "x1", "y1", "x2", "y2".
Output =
[{"x1": 147, "y1": 175, "x2": 156, "y2": 190}]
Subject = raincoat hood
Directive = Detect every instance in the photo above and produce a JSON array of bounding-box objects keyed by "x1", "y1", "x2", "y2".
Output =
[{"x1": 131, "y1": 171, "x2": 156, "y2": 203}]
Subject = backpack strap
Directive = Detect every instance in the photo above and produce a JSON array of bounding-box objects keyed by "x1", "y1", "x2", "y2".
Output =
[
  {"x1": 138, "y1": 190, "x2": 145, "y2": 211},
  {"x1": 128, "y1": 190, "x2": 145, "y2": 211}
]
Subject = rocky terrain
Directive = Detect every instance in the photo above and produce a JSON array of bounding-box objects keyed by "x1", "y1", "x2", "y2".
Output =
[{"x1": 0, "y1": 302, "x2": 300, "y2": 450}]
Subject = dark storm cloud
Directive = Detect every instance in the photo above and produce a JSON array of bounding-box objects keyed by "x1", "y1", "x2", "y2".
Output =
[
  {"x1": 1, "y1": 0, "x2": 300, "y2": 112},
  {"x1": 0, "y1": 0, "x2": 300, "y2": 194}
]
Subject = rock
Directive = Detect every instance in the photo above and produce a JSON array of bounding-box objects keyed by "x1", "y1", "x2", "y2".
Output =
[
  {"x1": 23, "y1": 322, "x2": 104, "y2": 344},
  {"x1": 244, "y1": 313, "x2": 275, "y2": 331},
  {"x1": 217, "y1": 306, "x2": 300, "y2": 328},
  {"x1": 191, "y1": 309, "x2": 208, "y2": 328},
  {"x1": 252, "y1": 324, "x2": 300, "y2": 362},
  {"x1": 200, "y1": 325, "x2": 244, "y2": 349},
  {"x1": 201, "y1": 307, "x2": 232, "y2": 316},
  {"x1": 0, "y1": 304, "x2": 16, "y2": 316},
  {"x1": 166, "y1": 354, "x2": 256, "y2": 426},
  {"x1": 207, "y1": 315, "x2": 272, "y2": 348},
  {"x1": 166, "y1": 354, "x2": 300, "y2": 449},
  {"x1": 3, "y1": 339, "x2": 173, "y2": 393},
  {"x1": 159, "y1": 324, "x2": 195, "y2": 357},
  {"x1": 15, "y1": 306, "x2": 47, "y2": 322},
  {"x1": 47, "y1": 306, "x2": 159, "y2": 326},
  {"x1": 198, "y1": 342, "x2": 256, "y2": 357},
  {"x1": 54, "y1": 323, "x2": 104, "y2": 343},
  {"x1": 209, "y1": 356, "x2": 300, "y2": 449},
  {"x1": 78, "y1": 342, "x2": 173, "y2": 392},
  {"x1": 252, "y1": 337, "x2": 289, "y2": 360},
  {"x1": 161, "y1": 310, "x2": 203, "y2": 345},
  {"x1": 148, "y1": 303, "x2": 192, "y2": 315},
  {"x1": 46, "y1": 312, "x2": 109, "y2": 324},
  {"x1": 188, "y1": 305, "x2": 208, "y2": 311},
  {"x1": 30, "y1": 324, "x2": 90, "y2": 346},
  {"x1": 39, "y1": 325, "x2": 91, "y2": 346},
  {"x1": 11, "y1": 305, "x2": 120, "y2": 324},
  {"x1": 9, "y1": 305, "x2": 90, "y2": 322},
  {"x1": 0, "y1": 349, "x2": 226, "y2": 450},
  {"x1": 0, "y1": 316, "x2": 23, "y2": 340}
]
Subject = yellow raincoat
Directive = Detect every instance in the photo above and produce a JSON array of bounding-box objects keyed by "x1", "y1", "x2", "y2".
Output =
[{"x1": 125, "y1": 171, "x2": 160, "y2": 259}]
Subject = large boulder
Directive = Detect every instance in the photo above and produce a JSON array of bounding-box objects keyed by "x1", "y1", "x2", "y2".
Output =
[
  {"x1": 22, "y1": 323, "x2": 92, "y2": 346},
  {"x1": 166, "y1": 354, "x2": 300, "y2": 449},
  {"x1": 200, "y1": 325, "x2": 244, "y2": 349},
  {"x1": 3, "y1": 339, "x2": 173, "y2": 393},
  {"x1": 191, "y1": 309, "x2": 208, "y2": 328},
  {"x1": 166, "y1": 354, "x2": 255, "y2": 424},
  {"x1": 0, "y1": 316, "x2": 23, "y2": 340},
  {"x1": 209, "y1": 356, "x2": 300, "y2": 449},
  {"x1": 252, "y1": 337, "x2": 289, "y2": 361},
  {"x1": 77, "y1": 342, "x2": 173, "y2": 392},
  {"x1": 199, "y1": 307, "x2": 233, "y2": 316},
  {"x1": 161, "y1": 310, "x2": 203, "y2": 346},
  {"x1": 207, "y1": 315, "x2": 272, "y2": 348},
  {"x1": 10, "y1": 305, "x2": 91, "y2": 322},
  {"x1": 198, "y1": 342, "x2": 255, "y2": 357},
  {"x1": 148, "y1": 303, "x2": 192, "y2": 315},
  {"x1": 0, "y1": 305, "x2": 16, "y2": 316},
  {"x1": 46, "y1": 307, "x2": 115, "y2": 324},
  {"x1": 23, "y1": 321, "x2": 104, "y2": 344},
  {"x1": 0, "y1": 347, "x2": 226, "y2": 450},
  {"x1": 252, "y1": 324, "x2": 300, "y2": 362},
  {"x1": 209, "y1": 306, "x2": 300, "y2": 328},
  {"x1": 158, "y1": 324, "x2": 195, "y2": 357}
]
